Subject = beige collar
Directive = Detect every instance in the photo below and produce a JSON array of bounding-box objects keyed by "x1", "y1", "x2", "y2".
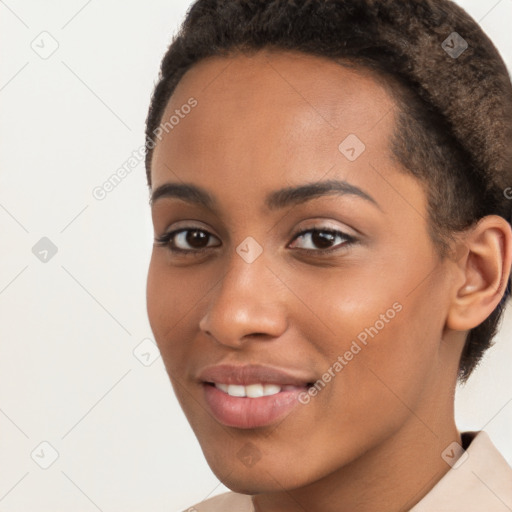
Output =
[{"x1": 410, "y1": 431, "x2": 512, "y2": 511}]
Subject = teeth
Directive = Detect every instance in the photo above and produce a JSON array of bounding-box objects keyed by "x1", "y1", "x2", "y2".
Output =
[
  {"x1": 214, "y1": 383, "x2": 283, "y2": 397},
  {"x1": 263, "y1": 384, "x2": 282, "y2": 396},
  {"x1": 246, "y1": 384, "x2": 264, "y2": 398},
  {"x1": 215, "y1": 383, "x2": 229, "y2": 393},
  {"x1": 227, "y1": 384, "x2": 246, "y2": 397}
]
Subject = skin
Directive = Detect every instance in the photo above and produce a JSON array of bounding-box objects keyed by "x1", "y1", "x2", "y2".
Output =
[{"x1": 146, "y1": 49, "x2": 512, "y2": 511}]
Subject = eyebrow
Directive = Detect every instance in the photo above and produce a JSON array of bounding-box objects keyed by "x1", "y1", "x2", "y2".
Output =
[{"x1": 150, "y1": 179, "x2": 381, "y2": 212}]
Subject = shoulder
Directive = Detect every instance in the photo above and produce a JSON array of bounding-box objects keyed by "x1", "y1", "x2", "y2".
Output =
[{"x1": 183, "y1": 491, "x2": 254, "y2": 512}]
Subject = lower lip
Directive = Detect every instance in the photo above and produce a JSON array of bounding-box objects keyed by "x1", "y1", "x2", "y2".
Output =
[{"x1": 203, "y1": 384, "x2": 308, "y2": 429}]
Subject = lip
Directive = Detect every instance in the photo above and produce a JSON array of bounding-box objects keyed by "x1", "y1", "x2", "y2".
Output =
[
  {"x1": 198, "y1": 363, "x2": 314, "y2": 386},
  {"x1": 198, "y1": 364, "x2": 314, "y2": 429}
]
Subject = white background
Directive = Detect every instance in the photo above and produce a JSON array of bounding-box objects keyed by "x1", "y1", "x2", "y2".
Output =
[{"x1": 0, "y1": 1, "x2": 511, "y2": 510}]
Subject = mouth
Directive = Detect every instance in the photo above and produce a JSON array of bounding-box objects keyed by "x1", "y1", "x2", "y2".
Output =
[
  {"x1": 207, "y1": 382, "x2": 309, "y2": 398},
  {"x1": 198, "y1": 364, "x2": 315, "y2": 429}
]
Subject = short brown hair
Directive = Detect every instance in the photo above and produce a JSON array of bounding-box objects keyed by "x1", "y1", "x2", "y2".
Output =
[{"x1": 145, "y1": 0, "x2": 512, "y2": 382}]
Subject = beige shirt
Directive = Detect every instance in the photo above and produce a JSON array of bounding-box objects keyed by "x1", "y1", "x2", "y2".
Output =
[{"x1": 186, "y1": 431, "x2": 512, "y2": 511}]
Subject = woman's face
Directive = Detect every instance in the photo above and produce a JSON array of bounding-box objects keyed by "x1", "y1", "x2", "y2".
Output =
[{"x1": 147, "y1": 50, "x2": 459, "y2": 493}]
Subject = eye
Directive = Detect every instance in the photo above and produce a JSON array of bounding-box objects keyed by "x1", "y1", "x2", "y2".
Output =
[
  {"x1": 154, "y1": 228, "x2": 220, "y2": 254},
  {"x1": 288, "y1": 227, "x2": 356, "y2": 253},
  {"x1": 154, "y1": 225, "x2": 356, "y2": 256}
]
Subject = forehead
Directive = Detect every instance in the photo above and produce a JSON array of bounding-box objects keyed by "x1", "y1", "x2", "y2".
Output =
[{"x1": 151, "y1": 49, "x2": 407, "y2": 211}]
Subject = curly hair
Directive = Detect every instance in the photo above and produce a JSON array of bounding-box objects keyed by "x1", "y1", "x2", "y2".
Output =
[{"x1": 145, "y1": 0, "x2": 512, "y2": 382}]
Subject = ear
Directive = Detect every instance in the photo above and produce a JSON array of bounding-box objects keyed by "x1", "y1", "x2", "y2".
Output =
[{"x1": 446, "y1": 215, "x2": 512, "y2": 331}]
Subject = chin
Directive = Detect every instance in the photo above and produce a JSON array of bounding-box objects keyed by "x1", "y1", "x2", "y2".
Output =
[
  {"x1": 203, "y1": 451, "x2": 313, "y2": 494},
  {"x1": 216, "y1": 474, "x2": 286, "y2": 495}
]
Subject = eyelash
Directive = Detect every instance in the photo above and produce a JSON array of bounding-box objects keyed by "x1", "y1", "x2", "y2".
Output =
[{"x1": 154, "y1": 226, "x2": 356, "y2": 256}]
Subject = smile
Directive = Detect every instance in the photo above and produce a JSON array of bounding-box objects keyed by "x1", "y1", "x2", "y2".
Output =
[
  {"x1": 212, "y1": 382, "x2": 304, "y2": 398},
  {"x1": 198, "y1": 364, "x2": 315, "y2": 429}
]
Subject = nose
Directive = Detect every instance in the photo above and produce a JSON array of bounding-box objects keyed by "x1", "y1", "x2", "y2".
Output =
[{"x1": 198, "y1": 253, "x2": 288, "y2": 348}]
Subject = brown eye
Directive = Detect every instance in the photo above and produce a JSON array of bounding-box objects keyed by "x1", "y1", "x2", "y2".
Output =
[
  {"x1": 289, "y1": 228, "x2": 356, "y2": 253},
  {"x1": 311, "y1": 231, "x2": 336, "y2": 249},
  {"x1": 183, "y1": 230, "x2": 210, "y2": 249},
  {"x1": 155, "y1": 228, "x2": 221, "y2": 253}
]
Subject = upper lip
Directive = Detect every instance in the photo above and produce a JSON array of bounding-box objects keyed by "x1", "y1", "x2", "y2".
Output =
[{"x1": 198, "y1": 364, "x2": 314, "y2": 387}]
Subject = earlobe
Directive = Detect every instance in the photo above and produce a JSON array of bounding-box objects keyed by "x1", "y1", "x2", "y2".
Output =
[{"x1": 446, "y1": 215, "x2": 512, "y2": 332}]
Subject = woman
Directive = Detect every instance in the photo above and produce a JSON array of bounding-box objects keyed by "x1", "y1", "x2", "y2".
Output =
[{"x1": 144, "y1": 0, "x2": 512, "y2": 510}]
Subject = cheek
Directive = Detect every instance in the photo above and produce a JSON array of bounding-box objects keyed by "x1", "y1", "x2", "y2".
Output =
[
  {"x1": 298, "y1": 254, "x2": 445, "y2": 415},
  {"x1": 319, "y1": 274, "x2": 446, "y2": 434},
  {"x1": 146, "y1": 255, "x2": 171, "y2": 342},
  {"x1": 146, "y1": 255, "x2": 197, "y2": 367}
]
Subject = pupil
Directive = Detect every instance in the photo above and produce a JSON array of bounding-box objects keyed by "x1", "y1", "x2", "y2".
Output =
[
  {"x1": 187, "y1": 230, "x2": 208, "y2": 248},
  {"x1": 313, "y1": 231, "x2": 334, "y2": 249}
]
